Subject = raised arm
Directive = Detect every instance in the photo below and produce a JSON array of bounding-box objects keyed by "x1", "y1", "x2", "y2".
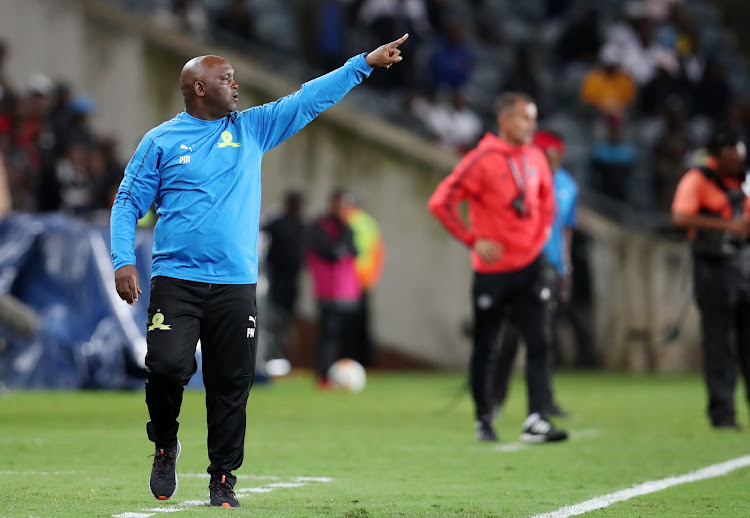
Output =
[{"x1": 247, "y1": 34, "x2": 409, "y2": 152}]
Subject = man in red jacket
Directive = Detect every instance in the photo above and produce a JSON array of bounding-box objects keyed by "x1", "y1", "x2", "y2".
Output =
[{"x1": 428, "y1": 91, "x2": 568, "y2": 443}]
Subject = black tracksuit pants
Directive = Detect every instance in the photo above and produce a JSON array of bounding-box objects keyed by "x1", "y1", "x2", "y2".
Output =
[
  {"x1": 693, "y1": 256, "x2": 750, "y2": 427},
  {"x1": 144, "y1": 276, "x2": 257, "y2": 487},
  {"x1": 471, "y1": 258, "x2": 552, "y2": 423}
]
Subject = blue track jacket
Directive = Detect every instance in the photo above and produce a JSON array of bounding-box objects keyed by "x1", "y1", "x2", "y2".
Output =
[{"x1": 111, "y1": 54, "x2": 373, "y2": 284}]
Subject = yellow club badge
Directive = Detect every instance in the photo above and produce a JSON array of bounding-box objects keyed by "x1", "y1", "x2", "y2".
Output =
[
  {"x1": 148, "y1": 311, "x2": 172, "y2": 331},
  {"x1": 218, "y1": 130, "x2": 241, "y2": 148}
]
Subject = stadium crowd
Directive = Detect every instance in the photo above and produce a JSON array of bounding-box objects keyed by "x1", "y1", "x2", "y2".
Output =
[
  {"x1": 2, "y1": 0, "x2": 748, "y2": 226},
  {"x1": 115, "y1": 0, "x2": 750, "y2": 222},
  {"x1": 0, "y1": 39, "x2": 124, "y2": 218}
]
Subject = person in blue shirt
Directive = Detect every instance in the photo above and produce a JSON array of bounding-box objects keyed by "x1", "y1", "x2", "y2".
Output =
[
  {"x1": 487, "y1": 130, "x2": 585, "y2": 419},
  {"x1": 110, "y1": 34, "x2": 409, "y2": 508}
]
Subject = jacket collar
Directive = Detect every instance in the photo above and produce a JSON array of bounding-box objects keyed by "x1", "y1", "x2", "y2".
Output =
[{"x1": 477, "y1": 132, "x2": 528, "y2": 156}]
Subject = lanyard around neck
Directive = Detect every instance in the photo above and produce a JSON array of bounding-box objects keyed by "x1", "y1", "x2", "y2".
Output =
[{"x1": 505, "y1": 154, "x2": 527, "y2": 196}]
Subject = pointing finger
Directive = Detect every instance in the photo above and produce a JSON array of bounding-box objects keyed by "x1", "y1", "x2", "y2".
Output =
[{"x1": 389, "y1": 33, "x2": 409, "y2": 48}]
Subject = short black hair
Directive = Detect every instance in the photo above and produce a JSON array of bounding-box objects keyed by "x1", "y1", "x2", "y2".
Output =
[
  {"x1": 284, "y1": 189, "x2": 302, "y2": 205},
  {"x1": 493, "y1": 91, "x2": 533, "y2": 117},
  {"x1": 707, "y1": 127, "x2": 740, "y2": 156}
]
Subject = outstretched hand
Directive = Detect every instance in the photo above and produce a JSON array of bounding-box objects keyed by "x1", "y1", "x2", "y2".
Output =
[{"x1": 366, "y1": 33, "x2": 409, "y2": 69}]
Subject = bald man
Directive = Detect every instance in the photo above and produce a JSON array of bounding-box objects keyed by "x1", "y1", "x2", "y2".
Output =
[{"x1": 110, "y1": 35, "x2": 408, "y2": 508}]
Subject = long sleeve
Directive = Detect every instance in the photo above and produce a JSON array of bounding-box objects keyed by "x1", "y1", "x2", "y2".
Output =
[
  {"x1": 427, "y1": 155, "x2": 483, "y2": 248},
  {"x1": 110, "y1": 133, "x2": 162, "y2": 271},
  {"x1": 538, "y1": 163, "x2": 555, "y2": 231},
  {"x1": 245, "y1": 54, "x2": 373, "y2": 153}
]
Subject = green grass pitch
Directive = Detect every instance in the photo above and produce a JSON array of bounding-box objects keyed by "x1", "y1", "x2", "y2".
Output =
[{"x1": 2, "y1": 371, "x2": 750, "y2": 517}]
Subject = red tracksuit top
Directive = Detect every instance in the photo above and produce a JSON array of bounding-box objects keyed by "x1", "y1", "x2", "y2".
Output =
[{"x1": 428, "y1": 132, "x2": 555, "y2": 273}]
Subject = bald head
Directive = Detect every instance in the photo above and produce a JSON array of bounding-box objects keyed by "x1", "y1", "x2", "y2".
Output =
[
  {"x1": 180, "y1": 55, "x2": 239, "y2": 120},
  {"x1": 180, "y1": 55, "x2": 228, "y2": 99}
]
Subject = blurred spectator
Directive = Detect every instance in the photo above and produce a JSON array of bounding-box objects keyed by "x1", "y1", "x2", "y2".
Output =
[
  {"x1": 425, "y1": 0, "x2": 449, "y2": 35},
  {"x1": 589, "y1": 116, "x2": 636, "y2": 203},
  {"x1": 48, "y1": 83, "x2": 73, "y2": 155},
  {"x1": 154, "y1": 0, "x2": 208, "y2": 37},
  {"x1": 428, "y1": 20, "x2": 473, "y2": 91},
  {"x1": 603, "y1": 1, "x2": 678, "y2": 86},
  {"x1": 580, "y1": 47, "x2": 636, "y2": 119},
  {"x1": 693, "y1": 57, "x2": 733, "y2": 122},
  {"x1": 4, "y1": 151, "x2": 36, "y2": 212},
  {"x1": 55, "y1": 141, "x2": 93, "y2": 214},
  {"x1": 410, "y1": 89, "x2": 482, "y2": 152},
  {"x1": 639, "y1": 62, "x2": 685, "y2": 117},
  {"x1": 543, "y1": 0, "x2": 574, "y2": 19},
  {"x1": 87, "y1": 139, "x2": 124, "y2": 210},
  {"x1": 501, "y1": 45, "x2": 542, "y2": 110},
  {"x1": 557, "y1": 9, "x2": 602, "y2": 76},
  {"x1": 652, "y1": 97, "x2": 693, "y2": 212},
  {"x1": 60, "y1": 95, "x2": 96, "y2": 153},
  {"x1": 357, "y1": 0, "x2": 431, "y2": 42},
  {"x1": 261, "y1": 190, "x2": 307, "y2": 363},
  {"x1": 213, "y1": 0, "x2": 255, "y2": 44},
  {"x1": 342, "y1": 191, "x2": 385, "y2": 367},
  {"x1": 15, "y1": 74, "x2": 53, "y2": 172},
  {"x1": 356, "y1": 0, "x2": 426, "y2": 89},
  {"x1": 306, "y1": 189, "x2": 361, "y2": 388},
  {"x1": 0, "y1": 40, "x2": 16, "y2": 154},
  {"x1": 299, "y1": 0, "x2": 355, "y2": 72}
]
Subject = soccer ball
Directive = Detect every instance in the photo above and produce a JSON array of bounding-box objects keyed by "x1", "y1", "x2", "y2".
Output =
[{"x1": 327, "y1": 358, "x2": 366, "y2": 393}]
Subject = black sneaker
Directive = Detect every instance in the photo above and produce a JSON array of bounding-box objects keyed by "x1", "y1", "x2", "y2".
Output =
[
  {"x1": 475, "y1": 420, "x2": 499, "y2": 442},
  {"x1": 520, "y1": 413, "x2": 568, "y2": 443},
  {"x1": 209, "y1": 475, "x2": 239, "y2": 508},
  {"x1": 150, "y1": 440, "x2": 181, "y2": 500},
  {"x1": 546, "y1": 402, "x2": 570, "y2": 418},
  {"x1": 713, "y1": 421, "x2": 742, "y2": 431}
]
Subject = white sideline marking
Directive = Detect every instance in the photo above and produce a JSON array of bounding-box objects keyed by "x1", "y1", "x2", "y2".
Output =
[
  {"x1": 532, "y1": 455, "x2": 750, "y2": 518},
  {"x1": 236, "y1": 487, "x2": 274, "y2": 494},
  {"x1": 267, "y1": 482, "x2": 306, "y2": 488},
  {"x1": 112, "y1": 475, "x2": 332, "y2": 518},
  {"x1": 494, "y1": 429, "x2": 600, "y2": 453},
  {"x1": 181, "y1": 473, "x2": 279, "y2": 480},
  {"x1": 294, "y1": 476, "x2": 333, "y2": 482}
]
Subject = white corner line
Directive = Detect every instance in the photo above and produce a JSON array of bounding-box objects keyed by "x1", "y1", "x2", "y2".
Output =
[{"x1": 531, "y1": 454, "x2": 750, "y2": 518}]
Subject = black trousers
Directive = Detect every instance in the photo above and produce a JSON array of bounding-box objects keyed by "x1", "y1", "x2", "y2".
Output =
[
  {"x1": 471, "y1": 258, "x2": 552, "y2": 422},
  {"x1": 316, "y1": 300, "x2": 356, "y2": 379},
  {"x1": 489, "y1": 263, "x2": 595, "y2": 411},
  {"x1": 694, "y1": 257, "x2": 750, "y2": 426},
  {"x1": 144, "y1": 276, "x2": 257, "y2": 487},
  {"x1": 343, "y1": 291, "x2": 374, "y2": 367}
]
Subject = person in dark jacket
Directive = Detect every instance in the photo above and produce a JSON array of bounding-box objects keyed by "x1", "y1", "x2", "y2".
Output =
[{"x1": 261, "y1": 190, "x2": 306, "y2": 361}]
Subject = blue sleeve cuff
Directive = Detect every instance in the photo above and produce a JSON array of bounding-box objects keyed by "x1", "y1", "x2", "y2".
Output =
[{"x1": 353, "y1": 53, "x2": 374, "y2": 78}]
